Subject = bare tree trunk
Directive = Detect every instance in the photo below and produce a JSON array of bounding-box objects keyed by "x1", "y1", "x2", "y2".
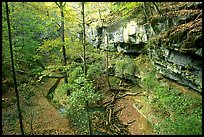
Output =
[
  {"x1": 82, "y1": 2, "x2": 86, "y2": 76},
  {"x1": 56, "y1": 2, "x2": 70, "y2": 96},
  {"x1": 98, "y1": 3, "x2": 111, "y2": 91},
  {"x1": 5, "y1": 2, "x2": 24, "y2": 135},
  {"x1": 82, "y1": 2, "x2": 92, "y2": 135},
  {"x1": 60, "y1": 2, "x2": 68, "y2": 83},
  {"x1": 106, "y1": 37, "x2": 111, "y2": 91}
]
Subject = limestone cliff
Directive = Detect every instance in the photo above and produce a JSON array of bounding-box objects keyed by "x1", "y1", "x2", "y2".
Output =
[{"x1": 86, "y1": 2, "x2": 202, "y2": 92}]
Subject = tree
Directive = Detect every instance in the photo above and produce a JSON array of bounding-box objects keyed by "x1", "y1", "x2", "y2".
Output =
[
  {"x1": 2, "y1": 2, "x2": 57, "y2": 88},
  {"x1": 97, "y1": 2, "x2": 111, "y2": 91},
  {"x1": 55, "y1": 2, "x2": 70, "y2": 96},
  {"x1": 5, "y1": 2, "x2": 24, "y2": 135},
  {"x1": 82, "y1": 2, "x2": 92, "y2": 135}
]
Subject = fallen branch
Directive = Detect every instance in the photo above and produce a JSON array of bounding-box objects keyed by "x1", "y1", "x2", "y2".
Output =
[
  {"x1": 127, "y1": 119, "x2": 136, "y2": 125},
  {"x1": 114, "y1": 106, "x2": 125, "y2": 116},
  {"x1": 46, "y1": 78, "x2": 61, "y2": 100},
  {"x1": 116, "y1": 92, "x2": 140, "y2": 99},
  {"x1": 103, "y1": 92, "x2": 139, "y2": 108},
  {"x1": 45, "y1": 76, "x2": 64, "y2": 78},
  {"x1": 108, "y1": 108, "x2": 112, "y2": 124},
  {"x1": 103, "y1": 90, "x2": 119, "y2": 107},
  {"x1": 113, "y1": 124, "x2": 120, "y2": 133},
  {"x1": 110, "y1": 87, "x2": 131, "y2": 92}
]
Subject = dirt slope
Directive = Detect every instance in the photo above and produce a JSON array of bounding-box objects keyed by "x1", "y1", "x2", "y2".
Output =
[{"x1": 2, "y1": 79, "x2": 76, "y2": 135}]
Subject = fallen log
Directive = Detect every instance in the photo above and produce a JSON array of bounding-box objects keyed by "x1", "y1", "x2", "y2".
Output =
[
  {"x1": 103, "y1": 92, "x2": 139, "y2": 108},
  {"x1": 108, "y1": 108, "x2": 112, "y2": 124},
  {"x1": 113, "y1": 124, "x2": 120, "y2": 133},
  {"x1": 117, "y1": 92, "x2": 140, "y2": 99},
  {"x1": 110, "y1": 87, "x2": 131, "y2": 92},
  {"x1": 113, "y1": 106, "x2": 125, "y2": 116},
  {"x1": 127, "y1": 119, "x2": 136, "y2": 125},
  {"x1": 46, "y1": 78, "x2": 61, "y2": 101},
  {"x1": 45, "y1": 75, "x2": 64, "y2": 78},
  {"x1": 103, "y1": 90, "x2": 118, "y2": 107}
]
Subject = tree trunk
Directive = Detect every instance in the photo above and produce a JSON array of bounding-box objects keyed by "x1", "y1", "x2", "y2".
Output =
[
  {"x1": 106, "y1": 36, "x2": 111, "y2": 91},
  {"x1": 5, "y1": 2, "x2": 24, "y2": 135},
  {"x1": 59, "y1": 2, "x2": 70, "y2": 96},
  {"x1": 98, "y1": 3, "x2": 110, "y2": 91},
  {"x1": 82, "y1": 2, "x2": 86, "y2": 76},
  {"x1": 82, "y1": 2, "x2": 92, "y2": 135}
]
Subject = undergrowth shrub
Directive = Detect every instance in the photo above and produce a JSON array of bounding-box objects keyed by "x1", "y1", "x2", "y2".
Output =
[
  {"x1": 142, "y1": 70, "x2": 158, "y2": 92},
  {"x1": 142, "y1": 71, "x2": 202, "y2": 135},
  {"x1": 115, "y1": 58, "x2": 136, "y2": 79},
  {"x1": 58, "y1": 66, "x2": 103, "y2": 134},
  {"x1": 87, "y1": 63, "x2": 104, "y2": 80},
  {"x1": 68, "y1": 66, "x2": 83, "y2": 84}
]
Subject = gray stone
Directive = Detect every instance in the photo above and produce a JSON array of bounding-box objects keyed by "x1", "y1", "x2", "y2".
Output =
[
  {"x1": 195, "y1": 48, "x2": 202, "y2": 57},
  {"x1": 87, "y1": 19, "x2": 148, "y2": 53},
  {"x1": 167, "y1": 50, "x2": 192, "y2": 67}
]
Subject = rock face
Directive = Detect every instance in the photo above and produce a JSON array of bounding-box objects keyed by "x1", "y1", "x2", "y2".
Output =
[
  {"x1": 148, "y1": 2, "x2": 202, "y2": 92},
  {"x1": 87, "y1": 2, "x2": 202, "y2": 93},
  {"x1": 87, "y1": 20, "x2": 148, "y2": 54}
]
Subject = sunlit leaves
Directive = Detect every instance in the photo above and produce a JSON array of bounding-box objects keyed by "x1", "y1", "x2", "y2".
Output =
[{"x1": 67, "y1": 76, "x2": 102, "y2": 110}]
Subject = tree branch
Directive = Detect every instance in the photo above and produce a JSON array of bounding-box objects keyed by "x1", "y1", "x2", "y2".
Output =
[
  {"x1": 152, "y1": 2, "x2": 162, "y2": 15},
  {"x1": 55, "y1": 2, "x2": 60, "y2": 8},
  {"x1": 62, "y1": 2, "x2": 66, "y2": 8}
]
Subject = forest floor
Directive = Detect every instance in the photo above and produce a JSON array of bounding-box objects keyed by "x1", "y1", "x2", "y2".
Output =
[
  {"x1": 2, "y1": 78, "x2": 154, "y2": 135},
  {"x1": 25, "y1": 78, "x2": 77, "y2": 135},
  {"x1": 2, "y1": 75, "x2": 200, "y2": 135},
  {"x1": 113, "y1": 87, "x2": 155, "y2": 135},
  {"x1": 2, "y1": 78, "x2": 76, "y2": 135}
]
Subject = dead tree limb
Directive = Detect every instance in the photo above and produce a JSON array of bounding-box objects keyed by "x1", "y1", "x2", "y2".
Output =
[
  {"x1": 45, "y1": 76, "x2": 64, "y2": 79},
  {"x1": 103, "y1": 91, "x2": 118, "y2": 107},
  {"x1": 114, "y1": 106, "x2": 125, "y2": 116},
  {"x1": 127, "y1": 119, "x2": 136, "y2": 125},
  {"x1": 108, "y1": 108, "x2": 112, "y2": 124},
  {"x1": 152, "y1": 2, "x2": 162, "y2": 15},
  {"x1": 117, "y1": 92, "x2": 140, "y2": 99}
]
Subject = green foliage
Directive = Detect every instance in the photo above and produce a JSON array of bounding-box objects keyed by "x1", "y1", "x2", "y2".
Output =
[
  {"x1": 115, "y1": 58, "x2": 136, "y2": 79},
  {"x1": 67, "y1": 76, "x2": 103, "y2": 109},
  {"x1": 109, "y1": 76, "x2": 121, "y2": 86},
  {"x1": 2, "y1": 2, "x2": 59, "y2": 85},
  {"x1": 86, "y1": 46, "x2": 104, "y2": 64},
  {"x1": 61, "y1": 75, "x2": 103, "y2": 134},
  {"x1": 36, "y1": 38, "x2": 62, "y2": 63},
  {"x1": 68, "y1": 66, "x2": 83, "y2": 84},
  {"x1": 153, "y1": 86, "x2": 202, "y2": 135},
  {"x1": 39, "y1": 65, "x2": 69, "y2": 79},
  {"x1": 142, "y1": 71, "x2": 202, "y2": 135},
  {"x1": 157, "y1": 108, "x2": 202, "y2": 135},
  {"x1": 110, "y1": 2, "x2": 143, "y2": 20},
  {"x1": 18, "y1": 83, "x2": 35, "y2": 102},
  {"x1": 87, "y1": 63, "x2": 104, "y2": 80},
  {"x1": 142, "y1": 70, "x2": 158, "y2": 91}
]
